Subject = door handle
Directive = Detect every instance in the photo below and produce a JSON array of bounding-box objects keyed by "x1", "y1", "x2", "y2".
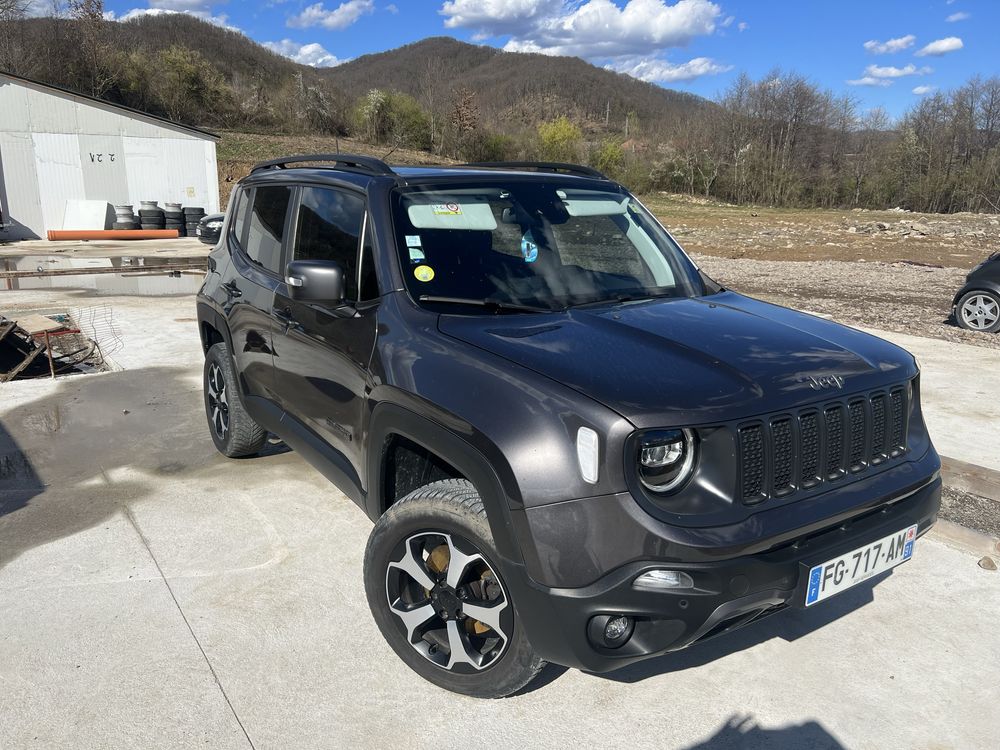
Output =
[{"x1": 221, "y1": 281, "x2": 242, "y2": 298}]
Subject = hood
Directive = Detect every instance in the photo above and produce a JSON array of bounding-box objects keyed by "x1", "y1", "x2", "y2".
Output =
[{"x1": 437, "y1": 291, "x2": 916, "y2": 428}]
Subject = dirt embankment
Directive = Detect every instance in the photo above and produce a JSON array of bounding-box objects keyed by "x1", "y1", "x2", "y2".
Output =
[
  {"x1": 645, "y1": 193, "x2": 1000, "y2": 269},
  {"x1": 645, "y1": 194, "x2": 1000, "y2": 350}
]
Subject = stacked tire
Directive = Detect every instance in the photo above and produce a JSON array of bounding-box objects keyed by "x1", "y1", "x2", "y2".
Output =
[
  {"x1": 184, "y1": 206, "x2": 206, "y2": 236},
  {"x1": 164, "y1": 202, "x2": 186, "y2": 237},
  {"x1": 139, "y1": 200, "x2": 165, "y2": 231},
  {"x1": 113, "y1": 205, "x2": 138, "y2": 231}
]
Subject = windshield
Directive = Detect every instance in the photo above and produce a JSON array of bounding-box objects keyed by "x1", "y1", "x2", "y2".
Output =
[{"x1": 391, "y1": 182, "x2": 705, "y2": 312}]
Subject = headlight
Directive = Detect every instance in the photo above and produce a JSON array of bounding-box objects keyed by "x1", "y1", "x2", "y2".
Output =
[
  {"x1": 205, "y1": 220, "x2": 223, "y2": 230},
  {"x1": 637, "y1": 428, "x2": 695, "y2": 493}
]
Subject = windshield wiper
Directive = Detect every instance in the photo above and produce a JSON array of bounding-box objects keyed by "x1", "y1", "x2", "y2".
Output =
[
  {"x1": 566, "y1": 288, "x2": 679, "y2": 309},
  {"x1": 418, "y1": 295, "x2": 557, "y2": 314}
]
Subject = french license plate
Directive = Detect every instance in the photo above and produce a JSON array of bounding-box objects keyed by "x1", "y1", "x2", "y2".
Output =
[{"x1": 805, "y1": 524, "x2": 917, "y2": 606}]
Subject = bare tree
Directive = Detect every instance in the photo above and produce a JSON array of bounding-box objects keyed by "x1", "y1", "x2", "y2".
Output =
[
  {"x1": 68, "y1": 0, "x2": 116, "y2": 97},
  {"x1": 0, "y1": 0, "x2": 32, "y2": 73}
]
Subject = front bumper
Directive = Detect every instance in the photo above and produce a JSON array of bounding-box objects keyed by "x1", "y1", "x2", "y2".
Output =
[{"x1": 504, "y1": 467, "x2": 940, "y2": 673}]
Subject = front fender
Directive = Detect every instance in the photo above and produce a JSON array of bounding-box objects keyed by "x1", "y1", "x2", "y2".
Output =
[
  {"x1": 366, "y1": 400, "x2": 527, "y2": 565},
  {"x1": 953, "y1": 279, "x2": 1000, "y2": 308}
]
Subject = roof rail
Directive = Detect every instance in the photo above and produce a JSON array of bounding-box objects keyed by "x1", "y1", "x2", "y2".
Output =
[
  {"x1": 462, "y1": 161, "x2": 608, "y2": 180},
  {"x1": 250, "y1": 153, "x2": 396, "y2": 176}
]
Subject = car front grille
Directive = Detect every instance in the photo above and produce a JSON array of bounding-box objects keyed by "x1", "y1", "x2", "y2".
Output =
[{"x1": 737, "y1": 384, "x2": 910, "y2": 505}]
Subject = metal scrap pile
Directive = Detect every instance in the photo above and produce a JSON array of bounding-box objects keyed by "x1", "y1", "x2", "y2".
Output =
[{"x1": 0, "y1": 311, "x2": 105, "y2": 381}]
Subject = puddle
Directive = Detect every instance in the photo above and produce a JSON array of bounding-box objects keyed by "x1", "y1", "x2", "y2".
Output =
[{"x1": 3, "y1": 255, "x2": 204, "y2": 296}]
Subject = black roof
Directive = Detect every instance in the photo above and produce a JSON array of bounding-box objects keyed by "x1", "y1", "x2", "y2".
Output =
[{"x1": 0, "y1": 70, "x2": 220, "y2": 140}]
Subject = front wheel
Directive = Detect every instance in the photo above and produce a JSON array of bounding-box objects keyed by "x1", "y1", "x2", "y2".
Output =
[
  {"x1": 956, "y1": 290, "x2": 1000, "y2": 332},
  {"x1": 364, "y1": 479, "x2": 545, "y2": 698}
]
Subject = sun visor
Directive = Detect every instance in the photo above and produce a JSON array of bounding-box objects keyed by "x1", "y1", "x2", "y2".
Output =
[
  {"x1": 559, "y1": 190, "x2": 628, "y2": 217},
  {"x1": 406, "y1": 200, "x2": 498, "y2": 230}
]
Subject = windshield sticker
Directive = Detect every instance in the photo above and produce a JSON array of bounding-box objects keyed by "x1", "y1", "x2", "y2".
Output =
[
  {"x1": 432, "y1": 203, "x2": 463, "y2": 216},
  {"x1": 405, "y1": 235, "x2": 422, "y2": 246},
  {"x1": 520, "y1": 230, "x2": 539, "y2": 263},
  {"x1": 414, "y1": 265, "x2": 435, "y2": 282},
  {"x1": 408, "y1": 246, "x2": 426, "y2": 262}
]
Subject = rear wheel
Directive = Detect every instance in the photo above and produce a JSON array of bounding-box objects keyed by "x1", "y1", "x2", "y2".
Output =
[
  {"x1": 364, "y1": 479, "x2": 545, "y2": 698},
  {"x1": 203, "y1": 342, "x2": 268, "y2": 457},
  {"x1": 956, "y1": 290, "x2": 1000, "y2": 332}
]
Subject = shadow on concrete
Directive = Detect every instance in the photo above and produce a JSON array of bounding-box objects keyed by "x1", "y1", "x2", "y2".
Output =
[
  {"x1": 683, "y1": 714, "x2": 844, "y2": 750},
  {"x1": 0, "y1": 366, "x2": 256, "y2": 570},
  {"x1": 598, "y1": 572, "x2": 885, "y2": 684},
  {"x1": 0, "y1": 421, "x2": 45, "y2": 518}
]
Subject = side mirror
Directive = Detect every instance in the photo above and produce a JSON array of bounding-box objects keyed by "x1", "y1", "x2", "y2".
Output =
[{"x1": 285, "y1": 260, "x2": 347, "y2": 304}]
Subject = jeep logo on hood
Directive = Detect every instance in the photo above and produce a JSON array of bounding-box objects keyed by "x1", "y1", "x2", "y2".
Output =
[{"x1": 801, "y1": 374, "x2": 846, "y2": 391}]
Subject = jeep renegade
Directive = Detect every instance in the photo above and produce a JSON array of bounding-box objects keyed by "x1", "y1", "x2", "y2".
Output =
[{"x1": 196, "y1": 155, "x2": 941, "y2": 698}]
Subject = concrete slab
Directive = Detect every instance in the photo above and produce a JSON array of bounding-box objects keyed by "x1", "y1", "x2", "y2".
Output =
[{"x1": 1, "y1": 287, "x2": 998, "y2": 748}]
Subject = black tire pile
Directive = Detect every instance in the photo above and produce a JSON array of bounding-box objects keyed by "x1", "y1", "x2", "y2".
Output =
[
  {"x1": 111, "y1": 201, "x2": 206, "y2": 236},
  {"x1": 113, "y1": 205, "x2": 138, "y2": 231},
  {"x1": 184, "y1": 206, "x2": 206, "y2": 236},
  {"x1": 139, "y1": 206, "x2": 166, "y2": 231},
  {"x1": 164, "y1": 203, "x2": 185, "y2": 236}
]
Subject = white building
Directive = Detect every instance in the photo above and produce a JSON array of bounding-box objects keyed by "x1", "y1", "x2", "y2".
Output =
[{"x1": 0, "y1": 72, "x2": 220, "y2": 240}]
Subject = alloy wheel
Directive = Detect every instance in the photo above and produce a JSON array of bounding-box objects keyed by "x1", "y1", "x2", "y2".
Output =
[
  {"x1": 960, "y1": 293, "x2": 1000, "y2": 330},
  {"x1": 384, "y1": 531, "x2": 511, "y2": 673},
  {"x1": 206, "y1": 362, "x2": 230, "y2": 439}
]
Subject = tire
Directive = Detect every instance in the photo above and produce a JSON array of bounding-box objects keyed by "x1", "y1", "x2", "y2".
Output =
[
  {"x1": 203, "y1": 342, "x2": 268, "y2": 457},
  {"x1": 364, "y1": 479, "x2": 545, "y2": 698},
  {"x1": 956, "y1": 290, "x2": 1000, "y2": 332}
]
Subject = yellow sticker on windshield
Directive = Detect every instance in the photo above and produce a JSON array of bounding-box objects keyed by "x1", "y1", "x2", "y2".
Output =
[
  {"x1": 432, "y1": 203, "x2": 463, "y2": 216},
  {"x1": 414, "y1": 265, "x2": 435, "y2": 282}
]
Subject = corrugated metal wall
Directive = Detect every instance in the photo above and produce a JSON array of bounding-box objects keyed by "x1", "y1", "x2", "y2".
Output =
[{"x1": 0, "y1": 75, "x2": 219, "y2": 240}]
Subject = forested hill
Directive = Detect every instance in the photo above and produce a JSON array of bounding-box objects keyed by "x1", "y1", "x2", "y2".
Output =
[
  {"x1": 2, "y1": 13, "x2": 349, "y2": 133},
  {"x1": 321, "y1": 37, "x2": 711, "y2": 132},
  {"x1": 2, "y1": 15, "x2": 706, "y2": 136}
]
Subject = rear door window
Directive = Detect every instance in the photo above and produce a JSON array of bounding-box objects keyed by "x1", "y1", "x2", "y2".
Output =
[{"x1": 245, "y1": 185, "x2": 292, "y2": 274}]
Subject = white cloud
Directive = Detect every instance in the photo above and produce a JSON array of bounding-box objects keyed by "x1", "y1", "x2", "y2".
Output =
[
  {"x1": 946, "y1": 11, "x2": 970, "y2": 22},
  {"x1": 439, "y1": 0, "x2": 564, "y2": 35},
  {"x1": 610, "y1": 55, "x2": 731, "y2": 82},
  {"x1": 865, "y1": 63, "x2": 931, "y2": 78},
  {"x1": 288, "y1": 0, "x2": 374, "y2": 30},
  {"x1": 737, "y1": 21, "x2": 747, "y2": 32},
  {"x1": 847, "y1": 76, "x2": 893, "y2": 87},
  {"x1": 912, "y1": 85, "x2": 936, "y2": 95},
  {"x1": 863, "y1": 34, "x2": 915, "y2": 54},
  {"x1": 915, "y1": 36, "x2": 963, "y2": 56},
  {"x1": 385, "y1": 3, "x2": 398, "y2": 13},
  {"x1": 720, "y1": 14, "x2": 733, "y2": 27},
  {"x1": 446, "y1": 0, "x2": 722, "y2": 58},
  {"x1": 263, "y1": 38, "x2": 345, "y2": 67}
]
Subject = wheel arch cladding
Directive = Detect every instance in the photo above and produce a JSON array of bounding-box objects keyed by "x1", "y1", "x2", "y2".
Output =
[{"x1": 366, "y1": 402, "x2": 526, "y2": 567}]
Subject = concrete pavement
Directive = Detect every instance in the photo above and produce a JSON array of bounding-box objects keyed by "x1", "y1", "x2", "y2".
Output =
[
  {"x1": 1, "y1": 290, "x2": 998, "y2": 749},
  {"x1": 864, "y1": 327, "x2": 1000, "y2": 474}
]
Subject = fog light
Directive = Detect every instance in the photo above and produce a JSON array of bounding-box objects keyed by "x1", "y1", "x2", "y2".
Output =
[
  {"x1": 604, "y1": 615, "x2": 632, "y2": 644},
  {"x1": 633, "y1": 569, "x2": 694, "y2": 590}
]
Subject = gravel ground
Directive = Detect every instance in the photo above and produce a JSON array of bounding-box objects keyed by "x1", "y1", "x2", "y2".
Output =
[
  {"x1": 941, "y1": 486, "x2": 1000, "y2": 538},
  {"x1": 693, "y1": 253, "x2": 1000, "y2": 350}
]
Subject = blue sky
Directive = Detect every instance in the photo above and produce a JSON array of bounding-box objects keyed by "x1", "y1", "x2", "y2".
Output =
[{"x1": 96, "y1": 0, "x2": 997, "y2": 117}]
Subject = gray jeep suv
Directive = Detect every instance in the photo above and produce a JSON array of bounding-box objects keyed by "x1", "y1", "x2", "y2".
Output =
[{"x1": 196, "y1": 155, "x2": 941, "y2": 697}]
